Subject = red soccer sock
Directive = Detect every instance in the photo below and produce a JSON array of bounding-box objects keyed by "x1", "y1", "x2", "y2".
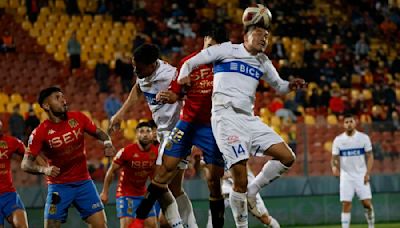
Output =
[{"x1": 128, "y1": 218, "x2": 145, "y2": 228}]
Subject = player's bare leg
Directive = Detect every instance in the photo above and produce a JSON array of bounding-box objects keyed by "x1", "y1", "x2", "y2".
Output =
[
  {"x1": 44, "y1": 219, "x2": 62, "y2": 228},
  {"x1": 247, "y1": 142, "x2": 295, "y2": 216},
  {"x1": 229, "y1": 160, "x2": 249, "y2": 228},
  {"x1": 6, "y1": 209, "x2": 28, "y2": 228},
  {"x1": 85, "y1": 210, "x2": 107, "y2": 228},
  {"x1": 120, "y1": 217, "x2": 133, "y2": 228},
  {"x1": 341, "y1": 201, "x2": 352, "y2": 228},
  {"x1": 361, "y1": 199, "x2": 374, "y2": 228},
  {"x1": 204, "y1": 164, "x2": 225, "y2": 228}
]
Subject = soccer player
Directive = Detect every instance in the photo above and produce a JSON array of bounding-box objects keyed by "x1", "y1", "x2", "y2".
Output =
[
  {"x1": 0, "y1": 120, "x2": 29, "y2": 228},
  {"x1": 109, "y1": 44, "x2": 193, "y2": 228},
  {"x1": 133, "y1": 28, "x2": 228, "y2": 228},
  {"x1": 100, "y1": 122, "x2": 159, "y2": 228},
  {"x1": 331, "y1": 113, "x2": 375, "y2": 228},
  {"x1": 21, "y1": 87, "x2": 116, "y2": 228},
  {"x1": 177, "y1": 6, "x2": 306, "y2": 227}
]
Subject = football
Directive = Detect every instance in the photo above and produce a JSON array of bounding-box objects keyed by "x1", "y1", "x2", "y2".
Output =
[{"x1": 242, "y1": 4, "x2": 272, "y2": 29}]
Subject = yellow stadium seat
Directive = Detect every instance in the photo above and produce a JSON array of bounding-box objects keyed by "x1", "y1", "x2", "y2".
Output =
[
  {"x1": 40, "y1": 112, "x2": 48, "y2": 122},
  {"x1": 21, "y1": 21, "x2": 32, "y2": 30},
  {"x1": 6, "y1": 103, "x2": 17, "y2": 113},
  {"x1": 32, "y1": 103, "x2": 42, "y2": 115},
  {"x1": 270, "y1": 116, "x2": 281, "y2": 128},
  {"x1": 0, "y1": 104, "x2": 5, "y2": 113},
  {"x1": 100, "y1": 119, "x2": 109, "y2": 131},
  {"x1": 123, "y1": 128, "x2": 135, "y2": 140},
  {"x1": 327, "y1": 114, "x2": 338, "y2": 125},
  {"x1": 82, "y1": 111, "x2": 92, "y2": 119},
  {"x1": 9, "y1": 0, "x2": 19, "y2": 8},
  {"x1": 29, "y1": 28, "x2": 40, "y2": 37},
  {"x1": 362, "y1": 89, "x2": 372, "y2": 100},
  {"x1": 54, "y1": 52, "x2": 66, "y2": 62},
  {"x1": 126, "y1": 119, "x2": 138, "y2": 129},
  {"x1": 17, "y1": 6, "x2": 26, "y2": 16},
  {"x1": 10, "y1": 93, "x2": 23, "y2": 103},
  {"x1": 40, "y1": 7, "x2": 51, "y2": 16},
  {"x1": 55, "y1": 0, "x2": 66, "y2": 10},
  {"x1": 19, "y1": 102, "x2": 30, "y2": 115},
  {"x1": 304, "y1": 115, "x2": 315, "y2": 125},
  {"x1": 86, "y1": 59, "x2": 97, "y2": 69},
  {"x1": 37, "y1": 36, "x2": 48, "y2": 45},
  {"x1": 324, "y1": 141, "x2": 333, "y2": 152},
  {"x1": 0, "y1": 93, "x2": 9, "y2": 104},
  {"x1": 120, "y1": 120, "x2": 127, "y2": 129},
  {"x1": 46, "y1": 44, "x2": 56, "y2": 53},
  {"x1": 94, "y1": 15, "x2": 103, "y2": 21},
  {"x1": 125, "y1": 22, "x2": 135, "y2": 30},
  {"x1": 351, "y1": 89, "x2": 360, "y2": 99}
]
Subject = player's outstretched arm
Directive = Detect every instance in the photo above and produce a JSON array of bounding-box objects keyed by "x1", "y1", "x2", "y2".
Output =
[
  {"x1": 88, "y1": 128, "x2": 116, "y2": 157},
  {"x1": 21, "y1": 154, "x2": 60, "y2": 177},
  {"x1": 100, "y1": 161, "x2": 120, "y2": 204},
  {"x1": 109, "y1": 82, "x2": 142, "y2": 132}
]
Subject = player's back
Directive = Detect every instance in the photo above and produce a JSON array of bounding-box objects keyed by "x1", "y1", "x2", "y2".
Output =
[
  {"x1": 28, "y1": 112, "x2": 94, "y2": 184},
  {"x1": 114, "y1": 143, "x2": 158, "y2": 197},
  {"x1": 333, "y1": 131, "x2": 372, "y2": 180},
  {"x1": 138, "y1": 60, "x2": 182, "y2": 131},
  {"x1": 0, "y1": 135, "x2": 25, "y2": 194}
]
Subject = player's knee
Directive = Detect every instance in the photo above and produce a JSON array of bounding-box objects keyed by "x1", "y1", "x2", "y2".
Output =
[
  {"x1": 169, "y1": 183, "x2": 184, "y2": 197},
  {"x1": 342, "y1": 202, "x2": 352, "y2": 212},
  {"x1": 207, "y1": 177, "x2": 222, "y2": 198},
  {"x1": 282, "y1": 149, "x2": 296, "y2": 167},
  {"x1": 233, "y1": 176, "x2": 248, "y2": 193}
]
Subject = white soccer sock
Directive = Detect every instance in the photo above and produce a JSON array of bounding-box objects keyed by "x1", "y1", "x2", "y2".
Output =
[
  {"x1": 206, "y1": 210, "x2": 212, "y2": 228},
  {"x1": 247, "y1": 160, "x2": 289, "y2": 197},
  {"x1": 268, "y1": 216, "x2": 280, "y2": 228},
  {"x1": 229, "y1": 190, "x2": 248, "y2": 228},
  {"x1": 176, "y1": 192, "x2": 198, "y2": 228},
  {"x1": 161, "y1": 191, "x2": 184, "y2": 228},
  {"x1": 341, "y1": 212, "x2": 351, "y2": 228},
  {"x1": 364, "y1": 206, "x2": 375, "y2": 228}
]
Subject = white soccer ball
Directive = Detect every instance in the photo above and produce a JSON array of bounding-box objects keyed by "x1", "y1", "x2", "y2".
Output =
[{"x1": 242, "y1": 4, "x2": 272, "y2": 29}]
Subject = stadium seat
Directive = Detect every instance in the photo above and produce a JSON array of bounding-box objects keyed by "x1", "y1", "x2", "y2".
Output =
[
  {"x1": 304, "y1": 115, "x2": 315, "y2": 125},
  {"x1": 327, "y1": 114, "x2": 338, "y2": 125}
]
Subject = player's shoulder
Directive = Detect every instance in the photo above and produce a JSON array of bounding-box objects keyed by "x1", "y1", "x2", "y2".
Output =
[
  {"x1": 355, "y1": 131, "x2": 371, "y2": 140},
  {"x1": 180, "y1": 51, "x2": 201, "y2": 65},
  {"x1": 334, "y1": 132, "x2": 346, "y2": 141}
]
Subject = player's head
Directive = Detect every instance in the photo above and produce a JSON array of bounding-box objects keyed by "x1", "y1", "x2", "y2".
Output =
[
  {"x1": 38, "y1": 87, "x2": 67, "y2": 118},
  {"x1": 203, "y1": 26, "x2": 229, "y2": 49},
  {"x1": 132, "y1": 44, "x2": 160, "y2": 79},
  {"x1": 343, "y1": 113, "x2": 356, "y2": 133},
  {"x1": 244, "y1": 24, "x2": 269, "y2": 54},
  {"x1": 136, "y1": 121, "x2": 153, "y2": 146}
]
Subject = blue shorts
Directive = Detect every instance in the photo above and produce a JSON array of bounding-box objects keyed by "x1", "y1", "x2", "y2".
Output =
[
  {"x1": 45, "y1": 180, "x2": 104, "y2": 222},
  {"x1": 0, "y1": 192, "x2": 25, "y2": 225},
  {"x1": 116, "y1": 196, "x2": 159, "y2": 218},
  {"x1": 164, "y1": 120, "x2": 225, "y2": 167}
]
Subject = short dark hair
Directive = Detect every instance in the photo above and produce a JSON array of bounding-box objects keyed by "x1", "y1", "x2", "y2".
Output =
[
  {"x1": 133, "y1": 44, "x2": 160, "y2": 65},
  {"x1": 147, "y1": 119, "x2": 157, "y2": 129},
  {"x1": 38, "y1": 87, "x2": 62, "y2": 107},
  {"x1": 136, "y1": 121, "x2": 152, "y2": 130},
  {"x1": 343, "y1": 113, "x2": 354, "y2": 119},
  {"x1": 244, "y1": 21, "x2": 269, "y2": 34},
  {"x1": 205, "y1": 26, "x2": 229, "y2": 43}
]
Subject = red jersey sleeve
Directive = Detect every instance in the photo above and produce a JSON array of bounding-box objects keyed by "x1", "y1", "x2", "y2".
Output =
[
  {"x1": 14, "y1": 138, "x2": 26, "y2": 156},
  {"x1": 78, "y1": 112, "x2": 97, "y2": 134},
  {"x1": 113, "y1": 148, "x2": 126, "y2": 166},
  {"x1": 169, "y1": 76, "x2": 182, "y2": 95},
  {"x1": 27, "y1": 128, "x2": 43, "y2": 157}
]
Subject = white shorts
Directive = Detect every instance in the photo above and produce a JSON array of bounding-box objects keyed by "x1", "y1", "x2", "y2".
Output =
[
  {"x1": 340, "y1": 178, "x2": 372, "y2": 202},
  {"x1": 211, "y1": 106, "x2": 284, "y2": 169},
  {"x1": 157, "y1": 130, "x2": 188, "y2": 169}
]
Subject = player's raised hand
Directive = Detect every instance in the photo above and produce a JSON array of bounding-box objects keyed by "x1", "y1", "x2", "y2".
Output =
[
  {"x1": 289, "y1": 78, "x2": 307, "y2": 90},
  {"x1": 44, "y1": 166, "x2": 61, "y2": 177},
  {"x1": 100, "y1": 191, "x2": 108, "y2": 204},
  {"x1": 109, "y1": 114, "x2": 122, "y2": 133},
  {"x1": 156, "y1": 91, "x2": 179, "y2": 104}
]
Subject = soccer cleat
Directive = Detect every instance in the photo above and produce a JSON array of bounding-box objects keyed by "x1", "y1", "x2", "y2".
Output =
[
  {"x1": 247, "y1": 196, "x2": 263, "y2": 218},
  {"x1": 128, "y1": 218, "x2": 145, "y2": 228}
]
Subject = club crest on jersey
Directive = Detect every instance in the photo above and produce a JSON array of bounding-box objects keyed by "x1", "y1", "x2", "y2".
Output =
[
  {"x1": 68, "y1": 119, "x2": 78, "y2": 128},
  {"x1": 49, "y1": 204, "x2": 57, "y2": 215},
  {"x1": 48, "y1": 129, "x2": 56, "y2": 135},
  {"x1": 149, "y1": 152, "x2": 156, "y2": 159},
  {"x1": 0, "y1": 141, "x2": 7, "y2": 149},
  {"x1": 133, "y1": 153, "x2": 139, "y2": 158}
]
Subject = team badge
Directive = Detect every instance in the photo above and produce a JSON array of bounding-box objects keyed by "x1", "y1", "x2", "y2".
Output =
[
  {"x1": 0, "y1": 141, "x2": 7, "y2": 149},
  {"x1": 68, "y1": 119, "x2": 78, "y2": 128},
  {"x1": 49, "y1": 204, "x2": 57, "y2": 215}
]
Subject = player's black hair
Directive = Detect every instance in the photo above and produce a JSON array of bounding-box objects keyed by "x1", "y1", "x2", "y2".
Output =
[
  {"x1": 244, "y1": 21, "x2": 270, "y2": 34},
  {"x1": 38, "y1": 87, "x2": 62, "y2": 107},
  {"x1": 205, "y1": 25, "x2": 229, "y2": 43},
  {"x1": 136, "y1": 121, "x2": 152, "y2": 130},
  {"x1": 147, "y1": 119, "x2": 157, "y2": 129},
  {"x1": 133, "y1": 44, "x2": 160, "y2": 65},
  {"x1": 343, "y1": 113, "x2": 355, "y2": 119}
]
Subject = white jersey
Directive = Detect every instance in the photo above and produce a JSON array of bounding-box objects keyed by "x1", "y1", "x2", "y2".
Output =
[
  {"x1": 138, "y1": 59, "x2": 181, "y2": 132},
  {"x1": 178, "y1": 42, "x2": 289, "y2": 114},
  {"x1": 332, "y1": 131, "x2": 372, "y2": 180}
]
